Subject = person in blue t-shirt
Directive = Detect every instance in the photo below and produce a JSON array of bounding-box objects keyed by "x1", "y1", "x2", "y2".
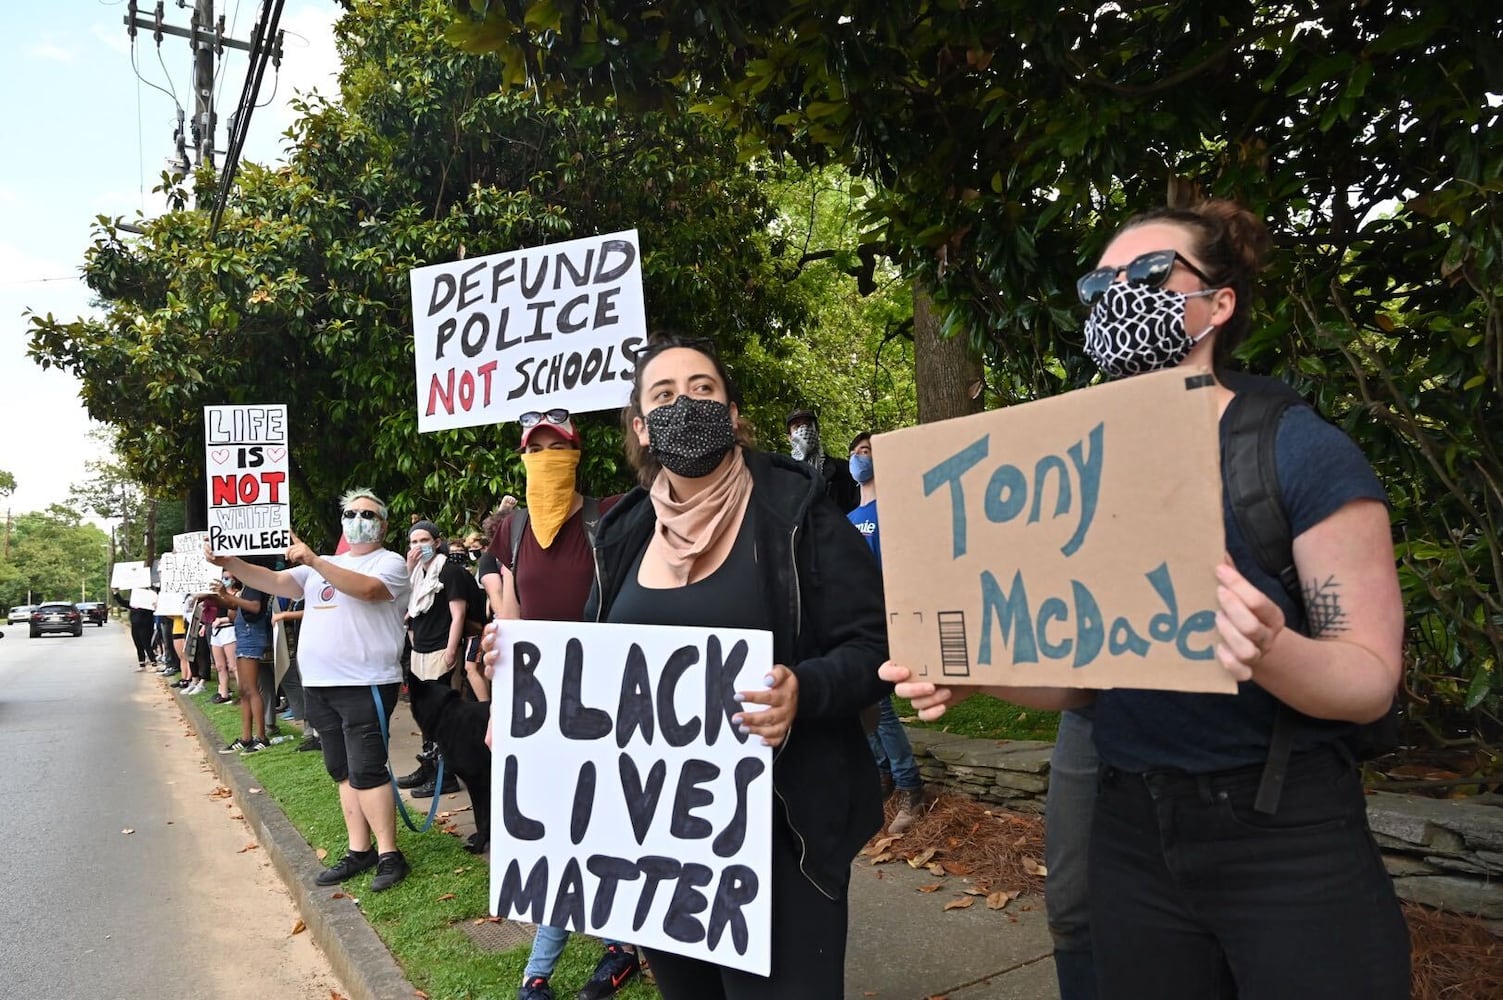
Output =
[
  {"x1": 883, "y1": 200, "x2": 1408, "y2": 1000},
  {"x1": 847, "y1": 431, "x2": 925, "y2": 834}
]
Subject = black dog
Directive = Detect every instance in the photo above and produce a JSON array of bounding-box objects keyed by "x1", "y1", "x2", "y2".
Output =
[{"x1": 405, "y1": 678, "x2": 492, "y2": 854}]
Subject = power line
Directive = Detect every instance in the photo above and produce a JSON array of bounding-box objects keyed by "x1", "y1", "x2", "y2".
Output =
[{"x1": 209, "y1": 0, "x2": 287, "y2": 237}]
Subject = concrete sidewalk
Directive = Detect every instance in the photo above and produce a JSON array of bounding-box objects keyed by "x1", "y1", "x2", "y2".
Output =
[{"x1": 181, "y1": 679, "x2": 1059, "y2": 1000}]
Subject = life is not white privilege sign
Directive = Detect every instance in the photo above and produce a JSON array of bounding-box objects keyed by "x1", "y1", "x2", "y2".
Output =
[
  {"x1": 490, "y1": 620, "x2": 773, "y2": 976},
  {"x1": 204, "y1": 404, "x2": 292, "y2": 556},
  {"x1": 410, "y1": 229, "x2": 647, "y2": 431}
]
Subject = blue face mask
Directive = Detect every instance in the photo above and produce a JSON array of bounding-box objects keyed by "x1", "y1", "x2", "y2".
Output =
[{"x1": 849, "y1": 453, "x2": 874, "y2": 485}]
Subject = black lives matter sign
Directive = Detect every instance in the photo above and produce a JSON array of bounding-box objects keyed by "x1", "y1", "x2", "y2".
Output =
[
  {"x1": 410, "y1": 230, "x2": 647, "y2": 431},
  {"x1": 490, "y1": 620, "x2": 773, "y2": 976}
]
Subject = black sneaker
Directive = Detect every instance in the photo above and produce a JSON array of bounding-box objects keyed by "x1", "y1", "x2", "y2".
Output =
[
  {"x1": 315, "y1": 848, "x2": 378, "y2": 886},
  {"x1": 576, "y1": 944, "x2": 640, "y2": 999},
  {"x1": 240, "y1": 737, "x2": 269, "y2": 755},
  {"x1": 211, "y1": 693, "x2": 234, "y2": 704},
  {"x1": 218, "y1": 738, "x2": 250, "y2": 754},
  {"x1": 295, "y1": 734, "x2": 322, "y2": 753},
  {"x1": 370, "y1": 851, "x2": 410, "y2": 891},
  {"x1": 409, "y1": 770, "x2": 461, "y2": 798},
  {"x1": 395, "y1": 757, "x2": 434, "y2": 790},
  {"x1": 518, "y1": 977, "x2": 555, "y2": 1000}
]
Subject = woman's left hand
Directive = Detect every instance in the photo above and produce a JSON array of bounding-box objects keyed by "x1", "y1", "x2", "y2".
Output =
[
  {"x1": 735, "y1": 664, "x2": 798, "y2": 748},
  {"x1": 1215, "y1": 560, "x2": 1286, "y2": 682}
]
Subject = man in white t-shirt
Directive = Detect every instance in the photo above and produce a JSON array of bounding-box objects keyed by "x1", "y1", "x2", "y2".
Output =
[{"x1": 208, "y1": 488, "x2": 413, "y2": 892}]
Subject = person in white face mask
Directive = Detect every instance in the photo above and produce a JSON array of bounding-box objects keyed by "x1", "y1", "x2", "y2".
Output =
[{"x1": 207, "y1": 488, "x2": 415, "y2": 894}]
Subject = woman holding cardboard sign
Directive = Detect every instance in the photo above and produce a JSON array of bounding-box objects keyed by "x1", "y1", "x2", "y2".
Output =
[
  {"x1": 884, "y1": 200, "x2": 1409, "y2": 1000},
  {"x1": 483, "y1": 336, "x2": 889, "y2": 999}
]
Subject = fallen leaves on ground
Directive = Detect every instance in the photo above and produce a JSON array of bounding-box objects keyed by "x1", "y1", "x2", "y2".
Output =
[
  {"x1": 943, "y1": 896, "x2": 974, "y2": 911},
  {"x1": 330, "y1": 892, "x2": 346, "y2": 899},
  {"x1": 436, "y1": 893, "x2": 456, "y2": 901},
  {"x1": 316, "y1": 848, "x2": 328, "y2": 860},
  {"x1": 210, "y1": 786, "x2": 233, "y2": 799},
  {"x1": 291, "y1": 919, "x2": 306, "y2": 935},
  {"x1": 237, "y1": 842, "x2": 259, "y2": 853},
  {"x1": 917, "y1": 883, "x2": 943, "y2": 893}
]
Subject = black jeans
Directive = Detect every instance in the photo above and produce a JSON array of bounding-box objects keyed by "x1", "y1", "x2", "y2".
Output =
[
  {"x1": 1089, "y1": 749, "x2": 1409, "y2": 1000},
  {"x1": 645, "y1": 824, "x2": 849, "y2": 1000}
]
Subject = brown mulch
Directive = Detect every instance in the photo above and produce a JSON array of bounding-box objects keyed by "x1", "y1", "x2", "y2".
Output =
[{"x1": 867, "y1": 792, "x2": 1503, "y2": 996}]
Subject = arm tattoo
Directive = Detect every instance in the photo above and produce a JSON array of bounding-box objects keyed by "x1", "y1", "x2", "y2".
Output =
[{"x1": 1302, "y1": 575, "x2": 1350, "y2": 637}]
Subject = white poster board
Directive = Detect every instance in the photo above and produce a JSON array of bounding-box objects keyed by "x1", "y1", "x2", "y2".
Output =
[
  {"x1": 128, "y1": 588, "x2": 158, "y2": 611},
  {"x1": 273, "y1": 620, "x2": 290, "y2": 691},
  {"x1": 410, "y1": 230, "x2": 647, "y2": 431},
  {"x1": 204, "y1": 404, "x2": 293, "y2": 555},
  {"x1": 158, "y1": 551, "x2": 218, "y2": 608},
  {"x1": 490, "y1": 620, "x2": 774, "y2": 976},
  {"x1": 111, "y1": 561, "x2": 152, "y2": 589}
]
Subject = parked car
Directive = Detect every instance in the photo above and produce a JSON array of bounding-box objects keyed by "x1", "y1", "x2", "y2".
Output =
[
  {"x1": 30, "y1": 602, "x2": 83, "y2": 638},
  {"x1": 75, "y1": 602, "x2": 108, "y2": 626},
  {"x1": 8, "y1": 605, "x2": 35, "y2": 624}
]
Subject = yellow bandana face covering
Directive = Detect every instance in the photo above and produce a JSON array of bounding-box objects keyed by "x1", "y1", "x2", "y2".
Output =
[{"x1": 520, "y1": 448, "x2": 582, "y2": 549}]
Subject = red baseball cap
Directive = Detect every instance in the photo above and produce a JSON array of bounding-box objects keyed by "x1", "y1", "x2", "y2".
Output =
[{"x1": 519, "y1": 408, "x2": 580, "y2": 449}]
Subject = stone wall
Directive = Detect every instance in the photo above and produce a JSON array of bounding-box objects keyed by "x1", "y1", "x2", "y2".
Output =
[{"x1": 905, "y1": 725, "x2": 1503, "y2": 923}]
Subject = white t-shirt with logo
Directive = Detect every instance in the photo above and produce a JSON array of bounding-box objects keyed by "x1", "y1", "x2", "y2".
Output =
[{"x1": 288, "y1": 548, "x2": 411, "y2": 686}]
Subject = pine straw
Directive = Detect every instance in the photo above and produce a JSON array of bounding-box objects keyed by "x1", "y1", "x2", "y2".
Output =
[
  {"x1": 867, "y1": 793, "x2": 1503, "y2": 996},
  {"x1": 1406, "y1": 903, "x2": 1503, "y2": 1000},
  {"x1": 864, "y1": 791, "x2": 1046, "y2": 896}
]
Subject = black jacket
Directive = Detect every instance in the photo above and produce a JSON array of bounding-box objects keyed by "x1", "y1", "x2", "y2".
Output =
[
  {"x1": 817, "y1": 453, "x2": 861, "y2": 513},
  {"x1": 586, "y1": 449, "x2": 891, "y2": 898}
]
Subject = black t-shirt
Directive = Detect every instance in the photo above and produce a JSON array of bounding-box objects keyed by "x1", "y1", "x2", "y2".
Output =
[
  {"x1": 606, "y1": 510, "x2": 770, "y2": 631},
  {"x1": 1093, "y1": 404, "x2": 1388, "y2": 773},
  {"x1": 408, "y1": 560, "x2": 486, "y2": 653}
]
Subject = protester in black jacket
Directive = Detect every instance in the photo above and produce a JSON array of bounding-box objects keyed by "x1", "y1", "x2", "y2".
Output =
[{"x1": 583, "y1": 335, "x2": 889, "y2": 999}]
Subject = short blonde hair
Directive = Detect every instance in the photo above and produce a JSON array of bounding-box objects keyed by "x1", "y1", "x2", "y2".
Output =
[{"x1": 338, "y1": 487, "x2": 388, "y2": 521}]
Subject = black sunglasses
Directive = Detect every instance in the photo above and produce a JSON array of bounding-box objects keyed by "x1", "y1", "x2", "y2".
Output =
[
  {"x1": 519, "y1": 408, "x2": 571, "y2": 428},
  {"x1": 1077, "y1": 249, "x2": 1217, "y2": 305},
  {"x1": 341, "y1": 509, "x2": 381, "y2": 520}
]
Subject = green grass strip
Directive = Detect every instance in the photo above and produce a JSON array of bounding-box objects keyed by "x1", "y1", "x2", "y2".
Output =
[
  {"x1": 893, "y1": 693, "x2": 1061, "y2": 742},
  {"x1": 192, "y1": 692, "x2": 661, "y2": 999}
]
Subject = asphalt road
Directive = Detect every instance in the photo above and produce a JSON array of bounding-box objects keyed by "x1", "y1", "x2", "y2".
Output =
[{"x1": 0, "y1": 620, "x2": 338, "y2": 1000}]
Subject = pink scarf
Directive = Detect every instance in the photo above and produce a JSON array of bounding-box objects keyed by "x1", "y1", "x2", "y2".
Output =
[{"x1": 649, "y1": 448, "x2": 754, "y2": 586}]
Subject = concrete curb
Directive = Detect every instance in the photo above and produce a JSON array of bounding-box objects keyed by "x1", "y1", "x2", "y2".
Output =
[{"x1": 176, "y1": 686, "x2": 418, "y2": 1000}]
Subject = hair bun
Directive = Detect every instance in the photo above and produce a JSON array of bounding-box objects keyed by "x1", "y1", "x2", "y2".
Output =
[{"x1": 1195, "y1": 199, "x2": 1271, "y2": 273}]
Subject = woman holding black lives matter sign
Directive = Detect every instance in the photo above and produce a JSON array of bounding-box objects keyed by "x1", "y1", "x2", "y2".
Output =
[
  {"x1": 591, "y1": 335, "x2": 888, "y2": 998},
  {"x1": 885, "y1": 200, "x2": 1409, "y2": 1000}
]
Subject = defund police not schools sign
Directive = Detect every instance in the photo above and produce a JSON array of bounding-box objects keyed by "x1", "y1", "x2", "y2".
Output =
[{"x1": 410, "y1": 229, "x2": 647, "y2": 430}]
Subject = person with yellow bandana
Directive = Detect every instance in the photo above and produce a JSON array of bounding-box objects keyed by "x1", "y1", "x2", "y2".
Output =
[{"x1": 485, "y1": 409, "x2": 640, "y2": 1000}]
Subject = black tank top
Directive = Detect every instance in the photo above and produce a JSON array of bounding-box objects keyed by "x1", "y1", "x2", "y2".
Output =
[{"x1": 607, "y1": 508, "x2": 770, "y2": 632}]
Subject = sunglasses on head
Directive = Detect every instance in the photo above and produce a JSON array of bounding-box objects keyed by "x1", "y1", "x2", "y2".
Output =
[
  {"x1": 519, "y1": 408, "x2": 571, "y2": 428},
  {"x1": 341, "y1": 509, "x2": 381, "y2": 521},
  {"x1": 1076, "y1": 249, "x2": 1217, "y2": 306}
]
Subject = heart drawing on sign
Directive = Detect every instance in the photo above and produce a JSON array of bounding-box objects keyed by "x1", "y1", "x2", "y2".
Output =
[
  {"x1": 210, "y1": 449, "x2": 230, "y2": 465},
  {"x1": 268, "y1": 447, "x2": 286, "y2": 462}
]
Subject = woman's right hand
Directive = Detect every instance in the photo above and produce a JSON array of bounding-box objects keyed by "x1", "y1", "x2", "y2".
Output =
[
  {"x1": 879, "y1": 661, "x2": 964, "y2": 721},
  {"x1": 480, "y1": 619, "x2": 502, "y2": 680}
]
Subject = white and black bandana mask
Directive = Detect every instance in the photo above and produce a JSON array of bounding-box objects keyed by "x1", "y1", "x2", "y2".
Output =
[
  {"x1": 790, "y1": 422, "x2": 822, "y2": 471},
  {"x1": 1083, "y1": 283, "x2": 1216, "y2": 379},
  {"x1": 646, "y1": 395, "x2": 737, "y2": 478}
]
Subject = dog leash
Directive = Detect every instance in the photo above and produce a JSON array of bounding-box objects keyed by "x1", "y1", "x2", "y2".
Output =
[{"x1": 371, "y1": 685, "x2": 447, "y2": 833}]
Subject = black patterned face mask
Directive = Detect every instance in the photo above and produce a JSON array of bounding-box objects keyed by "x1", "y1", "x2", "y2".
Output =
[
  {"x1": 1083, "y1": 282, "x2": 1216, "y2": 379},
  {"x1": 645, "y1": 396, "x2": 737, "y2": 478}
]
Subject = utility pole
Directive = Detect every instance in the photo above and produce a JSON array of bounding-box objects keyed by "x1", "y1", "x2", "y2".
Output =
[{"x1": 123, "y1": 0, "x2": 280, "y2": 203}]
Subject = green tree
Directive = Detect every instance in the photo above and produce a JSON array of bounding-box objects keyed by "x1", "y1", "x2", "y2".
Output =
[
  {"x1": 445, "y1": 0, "x2": 1503, "y2": 740},
  {"x1": 28, "y1": 0, "x2": 806, "y2": 550},
  {"x1": 0, "y1": 507, "x2": 111, "y2": 608}
]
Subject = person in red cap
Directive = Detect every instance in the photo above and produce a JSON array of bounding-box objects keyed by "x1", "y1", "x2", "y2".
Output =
[{"x1": 486, "y1": 408, "x2": 640, "y2": 1000}]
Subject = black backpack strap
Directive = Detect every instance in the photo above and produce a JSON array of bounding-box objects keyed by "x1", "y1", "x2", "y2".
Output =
[
  {"x1": 508, "y1": 508, "x2": 530, "y2": 601},
  {"x1": 1221, "y1": 378, "x2": 1304, "y2": 815}
]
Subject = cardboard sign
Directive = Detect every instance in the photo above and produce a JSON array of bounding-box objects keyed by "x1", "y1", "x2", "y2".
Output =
[
  {"x1": 204, "y1": 404, "x2": 293, "y2": 555},
  {"x1": 871, "y1": 367, "x2": 1234, "y2": 694},
  {"x1": 489, "y1": 620, "x2": 774, "y2": 976},
  {"x1": 111, "y1": 561, "x2": 152, "y2": 589},
  {"x1": 128, "y1": 588, "x2": 158, "y2": 611},
  {"x1": 410, "y1": 230, "x2": 647, "y2": 431}
]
